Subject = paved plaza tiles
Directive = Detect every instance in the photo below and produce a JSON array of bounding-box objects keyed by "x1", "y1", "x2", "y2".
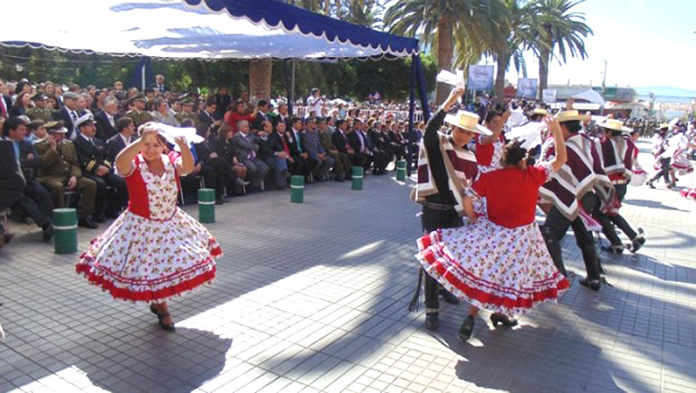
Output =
[{"x1": 1, "y1": 142, "x2": 695, "y2": 393}]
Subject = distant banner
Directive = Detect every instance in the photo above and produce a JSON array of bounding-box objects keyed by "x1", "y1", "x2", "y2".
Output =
[
  {"x1": 542, "y1": 89, "x2": 557, "y2": 103},
  {"x1": 467, "y1": 65, "x2": 494, "y2": 91},
  {"x1": 517, "y1": 78, "x2": 538, "y2": 99}
]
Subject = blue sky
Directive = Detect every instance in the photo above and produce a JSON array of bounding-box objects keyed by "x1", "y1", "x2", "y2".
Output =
[{"x1": 501, "y1": 0, "x2": 696, "y2": 89}]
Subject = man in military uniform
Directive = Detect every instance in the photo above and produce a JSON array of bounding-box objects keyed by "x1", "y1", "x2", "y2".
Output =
[
  {"x1": 125, "y1": 93, "x2": 153, "y2": 128},
  {"x1": 175, "y1": 98, "x2": 198, "y2": 128},
  {"x1": 26, "y1": 94, "x2": 52, "y2": 122},
  {"x1": 34, "y1": 122, "x2": 99, "y2": 228},
  {"x1": 73, "y1": 114, "x2": 127, "y2": 221}
]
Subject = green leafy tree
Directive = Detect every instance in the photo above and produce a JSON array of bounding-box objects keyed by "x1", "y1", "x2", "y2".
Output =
[
  {"x1": 384, "y1": 0, "x2": 509, "y2": 104},
  {"x1": 534, "y1": 0, "x2": 593, "y2": 96}
]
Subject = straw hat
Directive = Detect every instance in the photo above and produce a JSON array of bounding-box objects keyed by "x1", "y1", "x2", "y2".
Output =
[
  {"x1": 657, "y1": 123, "x2": 669, "y2": 130},
  {"x1": 443, "y1": 110, "x2": 492, "y2": 136},
  {"x1": 529, "y1": 108, "x2": 548, "y2": 116},
  {"x1": 599, "y1": 119, "x2": 632, "y2": 133},
  {"x1": 555, "y1": 110, "x2": 590, "y2": 123}
]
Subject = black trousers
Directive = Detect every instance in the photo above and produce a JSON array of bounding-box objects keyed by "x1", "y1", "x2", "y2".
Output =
[
  {"x1": 649, "y1": 157, "x2": 671, "y2": 184},
  {"x1": 13, "y1": 180, "x2": 53, "y2": 228},
  {"x1": 541, "y1": 192, "x2": 602, "y2": 280},
  {"x1": 202, "y1": 157, "x2": 233, "y2": 198},
  {"x1": 421, "y1": 208, "x2": 463, "y2": 314},
  {"x1": 593, "y1": 184, "x2": 637, "y2": 246},
  {"x1": 83, "y1": 173, "x2": 127, "y2": 218}
]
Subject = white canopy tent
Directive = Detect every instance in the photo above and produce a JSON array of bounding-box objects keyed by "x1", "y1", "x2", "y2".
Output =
[
  {"x1": 0, "y1": 0, "x2": 430, "y2": 122},
  {"x1": 0, "y1": 0, "x2": 417, "y2": 60},
  {"x1": 572, "y1": 89, "x2": 606, "y2": 106}
]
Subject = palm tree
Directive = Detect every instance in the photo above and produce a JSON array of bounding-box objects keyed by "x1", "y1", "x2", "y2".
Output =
[
  {"x1": 534, "y1": 0, "x2": 593, "y2": 97},
  {"x1": 384, "y1": 0, "x2": 509, "y2": 104},
  {"x1": 489, "y1": 0, "x2": 543, "y2": 99}
]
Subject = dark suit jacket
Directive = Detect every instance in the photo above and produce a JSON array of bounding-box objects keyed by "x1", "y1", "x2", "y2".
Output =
[
  {"x1": 197, "y1": 111, "x2": 217, "y2": 132},
  {"x1": 52, "y1": 107, "x2": 84, "y2": 139},
  {"x1": 0, "y1": 95, "x2": 11, "y2": 118},
  {"x1": 268, "y1": 131, "x2": 289, "y2": 154},
  {"x1": 285, "y1": 129, "x2": 305, "y2": 157},
  {"x1": 105, "y1": 134, "x2": 129, "y2": 164},
  {"x1": 73, "y1": 134, "x2": 111, "y2": 175},
  {"x1": 368, "y1": 129, "x2": 387, "y2": 150},
  {"x1": 194, "y1": 140, "x2": 215, "y2": 163},
  {"x1": 16, "y1": 139, "x2": 42, "y2": 180},
  {"x1": 332, "y1": 130, "x2": 350, "y2": 154},
  {"x1": 347, "y1": 131, "x2": 363, "y2": 153},
  {"x1": 251, "y1": 111, "x2": 270, "y2": 131},
  {"x1": 95, "y1": 110, "x2": 120, "y2": 141},
  {"x1": 0, "y1": 140, "x2": 25, "y2": 209}
]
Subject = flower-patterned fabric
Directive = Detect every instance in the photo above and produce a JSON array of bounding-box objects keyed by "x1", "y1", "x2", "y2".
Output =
[
  {"x1": 77, "y1": 155, "x2": 222, "y2": 303},
  {"x1": 416, "y1": 218, "x2": 569, "y2": 316}
]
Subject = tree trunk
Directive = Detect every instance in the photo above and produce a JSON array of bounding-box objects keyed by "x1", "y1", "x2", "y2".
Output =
[
  {"x1": 249, "y1": 59, "x2": 272, "y2": 100},
  {"x1": 435, "y1": 16, "x2": 453, "y2": 105},
  {"x1": 538, "y1": 30, "x2": 551, "y2": 98},
  {"x1": 324, "y1": 0, "x2": 330, "y2": 14},
  {"x1": 495, "y1": 52, "x2": 510, "y2": 100},
  {"x1": 335, "y1": 0, "x2": 341, "y2": 18}
]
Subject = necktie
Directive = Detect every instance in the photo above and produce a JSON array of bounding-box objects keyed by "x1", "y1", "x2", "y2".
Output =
[
  {"x1": 0, "y1": 97, "x2": 6, "y2": 117},
  {"x1": 245, "y1": 135, "x2": 255, "y2": 160},
  {"x1": 108, "y1": 115, "x2": 115, "y2": 128},
  {"x1": 295, "y1": 131, "x2": 302, "y2": 153}
]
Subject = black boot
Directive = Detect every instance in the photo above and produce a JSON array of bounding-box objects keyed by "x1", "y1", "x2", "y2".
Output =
[
  {"x1": 458, "y1": 315, "x2": 476, "y2": 342},
  {"x1": 439, "y1": 288, "x2": 460, "y2": 305},
  {"x1": 424, "y1": 313, "x2": 439, "y2": 331}
]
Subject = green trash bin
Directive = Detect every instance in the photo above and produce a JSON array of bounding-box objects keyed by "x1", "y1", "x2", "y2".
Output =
[
  {"x1": 351, "y1": 166, "x2": 364, "y2": 190},
  {"x1": 396, "y1": 160, "x2": 406, "y2": 181},
  {"x1": 198, "y1": 188, "x2": 216, "y2": 223},
  {"x1": 53, "y1": 208, "x2": 77, "y2": 254},
  {"x1": 290, "y1": 175, "x2": 304, "y2": 203}
]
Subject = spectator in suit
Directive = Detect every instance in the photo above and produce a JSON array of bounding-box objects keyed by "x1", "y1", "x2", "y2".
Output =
[
  {"x1": 214, "y1": 87, "x2": 231, "y2": 120},
  {"x1": 0, "y1": 137, "x2": 25, "y2": 248},
  {"x1": 270, "y1": 120, "x2": 304, "y2": 179},
  {"x1": 288, "y1": 117, "x2": 313, "y2": 176},
  {"x1": 198, "y1": 97, "x2": 221, "y2": 135},
  {"x1": 232, "y1": 120, "x2": 269, "y2": 189},
  {"x1": 105, "y1": 117, "x2": 136, "y2": 164},
  {"x1": 151, "y1": 74, "x2": 168, "y2": 93},
  {"x1": 347, "y1": 119, "x2": 372, "y2": 171},
  {"x1": 94, "y1": 97, "x2": 120, "y2": 140},
  {"x1": 332, "y1": 119, "x2": 357, "y2": 172},
  {"x1": 368, "y1": 121, "x2": 394, "y2": 169},
  {"x1": 34, "y1": 122, "x2": 99, "y2": 228},
  {"x1": 51, "y1": 91, "x2": 82, "y2": 139},
  {"x1": 318, "y1": 118, "x2": 350, "y2": 182},
  {"x1": 0, "y1": 78, "x2": 12, "y2": 118},
  {"x1": 150, "y1": 98, "x2": 179, "y2": 127},
  {"x1": 251, "y1": 100, "x2": 271, "y2": 131},
  {"x1": 2, "y1": 117, "x2": 54, "y2": 242},
  {"x1": 258, "y1": 120, "x2": 290, "y2": 189},
  {"x1": 194, "y1": 123, "x2": 233, "y2": 204},
  {"x1": 302, "y1": 118, "x2": 334, "y2": 180},
  {"x1": 73, "y1": 114, "x2": 128, "y2": 220},
  {"x1": 273, "y1": 103, "x2": 290, "y2": 129},
  {"x1": 213, "y1": 123, "x2": 248, "y2": 195}
]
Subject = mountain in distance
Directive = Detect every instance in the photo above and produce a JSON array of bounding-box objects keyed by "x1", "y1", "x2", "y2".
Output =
[{"x1": 634, "y1": 86, "x2": 696, "y2": 97}]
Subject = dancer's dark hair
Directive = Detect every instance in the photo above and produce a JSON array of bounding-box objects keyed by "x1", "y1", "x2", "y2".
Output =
[{"x1": 502, "y1": 139, "x2": 528, "y2": 167}]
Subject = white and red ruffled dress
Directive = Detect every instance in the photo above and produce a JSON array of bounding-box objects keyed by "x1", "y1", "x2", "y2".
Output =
[
  {"x1": 76, "y1": 153, "x2": 221, "y2": 302},
  {"x1": 416, "y1": 164, "x2": 569, "y2": 316}
]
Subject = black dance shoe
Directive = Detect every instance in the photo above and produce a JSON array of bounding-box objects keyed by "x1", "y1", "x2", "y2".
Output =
[
  {"x1": 42, "y1": 225, "x2": 54, "y2": 243},
  {"x1": 579, "y1": 277, "x2": 601, "y2": 291},
  {"x1": 439, "y1": 289, "x2": 460, "y2": 305},
  {"x1": 630, "y1": 230, "x2": 646, "y2": 253},
  {"x1": 424, "y1": 313, "x2": 439, "y2": 331},
  {"x1": 458, "y1": 315, "x2": 475, "y2": 342},
  {"x1": 490, "y1": 313, "x2": 518, "y2": 328},
  {"x1": 78, "y1": 217, "x2": 98, "y2": 229}
]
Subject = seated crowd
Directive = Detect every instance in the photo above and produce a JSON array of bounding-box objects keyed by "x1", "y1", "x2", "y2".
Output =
[{"x1": 0, "y1": 76, "x2": 422, "y2": 248}]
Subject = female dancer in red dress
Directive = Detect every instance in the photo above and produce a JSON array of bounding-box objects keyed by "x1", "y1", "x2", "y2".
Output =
[
  {"x1": 77, "y1": 124, "x2": 222, "y2": 331},
  {"x1": 416, "y1": 117, "x2": 570, "y2": 341}
]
